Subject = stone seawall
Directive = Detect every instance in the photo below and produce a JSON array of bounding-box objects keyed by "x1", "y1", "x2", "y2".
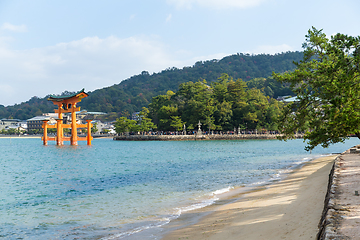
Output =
[
  {"x1": 113, "y1": 134, "x2": 303, "y2": 141},
  {"x1": 317, "y1": 157, "x2": 337, "y2": 240},
  {"x1": 317, "y1": 146, "x2": 360, "y2": 239}
]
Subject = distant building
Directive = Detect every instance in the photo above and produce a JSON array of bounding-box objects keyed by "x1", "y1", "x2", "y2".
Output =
[
  {"x1": 282, "y1": 96, "x2": 299, "y2": 103},
  {"x1": 91, "y1": 120, "x2": 106, "y2": 134},
  {"x1": 76, "y1": 110, "x2": 107, "y2": 121},
  {"x1": 0, "y1": 119, "x2": 22, "y2": 131},
  {"x1": 19, "y1": 121, "x2": 28, "y2": 130},
  {"x1": 131, "y1": 112, "x2": 140, "y2": 121},
  {"x1": 100, "y1": 122, "x2": 116, "y2": 134},
  {"x1": 276, "y1": 95, "x2": 292, "y2": 101},
  {"x1": 277, "y1": 96, "x2": 300, "y2": 103},
  {"x1": 27, "y1": 116, "x2": 56, "y2": 132},
  {"x1": 60, "y1": 110, "x2": 106, "y2": 125},
  {"x1": 42, "y1": 113, "x2": 58, "y2": 118}
]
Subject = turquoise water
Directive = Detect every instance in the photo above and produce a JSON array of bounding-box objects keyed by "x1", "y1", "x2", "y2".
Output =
[{"x1": 0, "y1": 137, "x2": 358, "y2": 239}]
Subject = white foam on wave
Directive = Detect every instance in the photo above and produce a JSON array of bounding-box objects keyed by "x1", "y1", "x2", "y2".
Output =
[
  {"x1": 175, "y1": 186, "x2": 233, "y2": 215},
  {"x1": 211, "y1": 186, "x2": 232, "y2": 195},
  {"x1": 100, "y1": 217, "x2": 172, "y2": 240},
  {"x1": 175, "y1": 199, "x2": 215, "y2": 215}
]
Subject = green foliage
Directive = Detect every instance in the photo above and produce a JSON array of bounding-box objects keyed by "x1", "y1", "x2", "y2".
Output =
[
  {"x1": 247, "y1": 77, "x2": 293, "y2": 98},
  {"x1": 149, "y1": 74, "x2": 283, "y2": 132},
  {"x1": 63, "y1": 128, "x2": 70, "y2": 134},
  {"x1": 138, "y1": 107, "x2": 157, "y2": 132},
  {"x1": 114, "y1": 117, "x2": 137, "y2": 134},
  {"x1": 27, "y1": 129, "x2": 42, "y2": 135},
  {"x1": 47, "y1": 128, "x2": 57, "y2": 133},
  {"x1": 175, "y1": 80, "x2": 215, "y2": 131},
  {"x1": 149, "y1": 91, "x2": 178, "y2": 131},
  {"x1": 114, "y1": 107, "x2": 157, "y2": 134},
  {"x1": 91, "y1": 122, "x2": 98, "y2": 133},
  {"x1": 169, "y1": 116, "x2": 184, "y2": 131},
  {"x1": 273, "y1": 27, "x2": 360, "y2": 150},
  {"x1": 1, "y1": 128, "x2": 17, "y2": 135}
]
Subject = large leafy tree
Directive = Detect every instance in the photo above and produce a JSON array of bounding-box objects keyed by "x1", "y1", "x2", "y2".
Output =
[
  {"x1": 148, "y1": 74, "x2": 282, "y2": 132},
  {"x1": 114, "y1": 107, "x2": 157, "y2": 134},
  {"x1": 137, "y1": 107, "x2": 157, "y2": 132},
  {"x1": 114, "y1": 117, "x2": 137, "y2": 134},
  {"x1": 212, "y1": 74, "x2": 233, "y2": 130},
  {"x1": 273, "y1": 27, "x2": 360, "y2": 150},
  {"x1": 175, "y1": 80, "x2": 215, "y2": 130},
  {"x1": 149, "y1": 91, "x2": 178, "y2": 131}
]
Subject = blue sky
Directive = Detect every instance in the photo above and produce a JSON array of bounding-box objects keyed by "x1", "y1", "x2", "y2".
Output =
[{"x1": 0, "y1": 0, "x2": 359, "y2": 106}]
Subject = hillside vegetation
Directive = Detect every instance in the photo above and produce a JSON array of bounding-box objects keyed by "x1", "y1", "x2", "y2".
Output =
[{"x1": 0, "y1": 52, "x2": 302, "y2": 120}]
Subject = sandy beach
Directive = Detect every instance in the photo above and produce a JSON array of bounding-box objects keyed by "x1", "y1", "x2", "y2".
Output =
[
  {"x1": 0, "y1": 135, "x2": 41, "y2": 138},
  {"x1": 162, "y1": 155, "x2": 336, "y2": 240}
]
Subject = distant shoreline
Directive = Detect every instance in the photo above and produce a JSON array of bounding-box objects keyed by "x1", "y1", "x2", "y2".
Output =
[
  {"x1": 0, "y1": 134, "x2": 112, "y2": 139},
  {"x1": 113, "y1": 133, "x2": 304, "y2": 141},
  {"x1": 0, "y1": 135, "x2": 41, "y2": 139}
]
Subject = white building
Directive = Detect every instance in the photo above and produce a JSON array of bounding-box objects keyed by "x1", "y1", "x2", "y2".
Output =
[
  {"x1": 0, "y1": 119, "x2": 22, "y2": 131},
  {"x1": 26, "y1": 116, "x2": 56, "y2": 132}
]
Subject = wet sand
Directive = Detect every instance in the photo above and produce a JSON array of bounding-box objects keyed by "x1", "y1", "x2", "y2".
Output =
[{"x1": 162, "y1": 155, "x2": 336, "y2": 240}]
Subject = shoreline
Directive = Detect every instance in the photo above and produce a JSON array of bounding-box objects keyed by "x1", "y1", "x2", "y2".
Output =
[
  {"x1": 113, "y1": 133, "x2": 304, "y2": 141},
  {"x1": 0, "y1": 135, "x2": 41, "y2": 138},
  {"x1": 160, "y1": 154, "x2": 337, "y2": 240},
  {"x1": 0, "y1": 134, "x2": 111, "y2": 139}
]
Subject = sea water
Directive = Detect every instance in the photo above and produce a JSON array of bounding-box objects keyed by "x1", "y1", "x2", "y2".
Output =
[{"x1": 0, "y1": 137, "x2": 358, "y2": 239}]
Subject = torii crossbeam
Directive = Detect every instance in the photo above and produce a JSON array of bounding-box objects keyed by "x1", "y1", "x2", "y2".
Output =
[{"x1": 42, "y1": 89, "x2": 93, "y2": 146}]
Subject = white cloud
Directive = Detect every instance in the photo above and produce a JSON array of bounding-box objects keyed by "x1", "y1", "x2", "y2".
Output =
[
  {"x1": 166, "y1": 14, "x2": 172, "y2": 22},
  {"x1": 250, "y1": 44, "x2": 294, "y2": 55},
  {"x1": 167, "y1": 0, "x2": 265, "y2": 9},
  {"x1": 1, "y1": 23, "x2": 27, "y2": 32},
  {"x1": 0, "y1": 35, "x2": 186, "y2": 106},
  {"x1": 129, "y1": 14, "x2": 136, "y2": 20},
  {"x1": 167, "y1": 0, "x2": 193, "y2": 9}
]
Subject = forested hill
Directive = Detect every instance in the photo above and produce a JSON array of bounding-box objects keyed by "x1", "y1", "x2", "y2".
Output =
[{"x1": 0, "y1": 51, "x2": 303, "y2": 120}]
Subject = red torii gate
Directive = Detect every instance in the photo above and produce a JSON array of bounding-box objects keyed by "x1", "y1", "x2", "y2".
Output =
[{"x1": 42, "y1": 89, "x2": 93, "y2": 146}]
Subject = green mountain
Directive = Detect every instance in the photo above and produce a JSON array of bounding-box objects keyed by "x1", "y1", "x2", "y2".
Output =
[{"x1": 0, "y1": 52, "x2": 302, "y2": 120}]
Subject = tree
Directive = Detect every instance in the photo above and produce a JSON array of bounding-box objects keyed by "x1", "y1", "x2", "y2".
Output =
[
  {"x1": 91, "y1": 122, "x2": 98, "y2": 133},
  {"x1": 137, "y1": 107, "x2": 157, "y2": 132},
  {"x1": 148, "y1": 92, "x2": 175, "y2": 127},
  {"x1": 169, "y1": 116, "x2": 185, "y2": 131},
  {"x1": 228, "y1": 78, "x2": 248, "y2": 129},
  {"x1": 62, "y1": 128, "x2": 71, "y2": 135},
  {"x1": 114, "y1": 117, "x2": 137, "y2": 134},
  {"x1": 176, "y1": 80, "x2": 215, "y2": 130},
  {"x1": 212, "y1": 74, "x2": 233, "y2": 130},
  {"x1": 273, "y1": 27, "x2": 360, "y2": 150},
  {"x1": 241, "y1": 88, "x2": 270, "y2": 130}
]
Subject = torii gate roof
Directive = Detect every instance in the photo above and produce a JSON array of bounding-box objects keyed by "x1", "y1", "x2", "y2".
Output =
[{"x1": 47, "y1": 89, "x2": 88, "y2": 102}]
